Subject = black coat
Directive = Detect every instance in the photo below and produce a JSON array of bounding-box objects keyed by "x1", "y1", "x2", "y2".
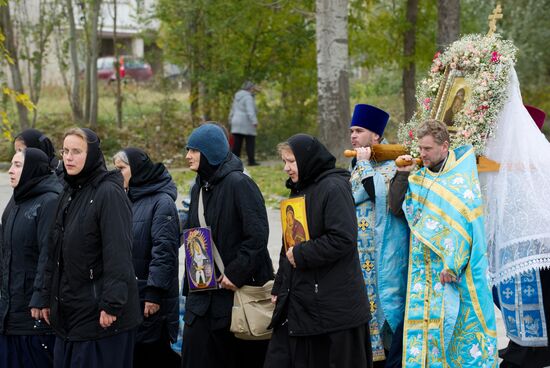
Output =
[
  {"x1": 45, "y1": 170, "x2": 142, "y2": 341},
  {"x1": 183, "y1": 153, "x2": 273, "y2": 328},
  {"x1": 129, "y1": 170, "x2": 180, "y2": 344},
  {"x1": 0, "y1": 174, "x2": 62, "y2": 335},
  {"x1": 271, "y1": 134, "x2": 370, "y2": 337}
]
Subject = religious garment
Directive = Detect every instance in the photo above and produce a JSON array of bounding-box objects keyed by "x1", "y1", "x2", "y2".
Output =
[
  {"x1": 281, "y1": 197, "x2": 310, "y2": 251},
  {"x1": 497, "y1": 269, "x2": 548, "y2": 347},
  {"x1": 480, "y1": 69, "x2": 550, "y2": 362},
  {"x1": 350, "y1": 153, "x2": 409, "y2": 362},
  {"x1": 402, "y1": 145, "x2": 498, "y2": 367},
  {"x1": 183, "y1": 227, "x2": 218, "y2": 291}
]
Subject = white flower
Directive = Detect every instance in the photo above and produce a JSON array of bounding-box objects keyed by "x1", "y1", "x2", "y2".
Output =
[
  {"x1": 452, "y1": 177, "x2": 464, "y2": 185},
  {"x1": 470, "y1": 343, "x2": 482, "y2": 359},
  {"x1": 434, "y1": 282, "x2": 443, "y2": 292},
  {"x1": 463, "y1": 189, "x2": 475, "y2": 200},
  {"x1": 410, "y1": 346, "x2": 421, "y2": 357},
  {"x1": 413, "y1": 283, "x2": 423, "y2": 292},
  {"x1": 425, "y1": 219, "x2": 439, "y2": 230},
  {"x1": 488, "y1": 344, "x2": 494, "y2": 356},
  {"x1": 444, "y1": 238, "x2": 455, "y2": 252},
  {"x1": 431, "y1": 347, "x2": 440, "y2": 357}
]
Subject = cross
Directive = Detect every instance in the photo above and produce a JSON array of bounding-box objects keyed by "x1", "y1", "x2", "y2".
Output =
[
  {"x1": 370, "y1": 300, "x2": 377, "y2": 313},
  {"x1": 502, "y1": 287, "x2": 513, "y2": 299},
  {"x1": 523, "y1": 285, "x2": 535, "y2": 297},
  {"x1": 362, "y1": 259, "x2": 374, "y2": 273},
  {"x1": 358, "y1": 218, "x2": 369, "y2": 232},
  {"x1": 487, "y1": 3, "x2": 503, "y2": 36}
]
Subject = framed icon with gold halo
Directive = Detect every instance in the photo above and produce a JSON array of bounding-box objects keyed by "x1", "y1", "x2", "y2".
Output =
[{"x1": 280, "y1": 197, "x2": 310, "y2": 252}]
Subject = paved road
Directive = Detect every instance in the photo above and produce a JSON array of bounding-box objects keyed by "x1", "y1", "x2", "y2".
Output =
[{"x1": 0, "y1": 171, "x2": 507, "y2": 350}]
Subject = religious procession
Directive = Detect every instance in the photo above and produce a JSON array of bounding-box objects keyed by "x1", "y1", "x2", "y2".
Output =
[{"x1": 0, "y1": 2, "x2": 549, "y2": 368}]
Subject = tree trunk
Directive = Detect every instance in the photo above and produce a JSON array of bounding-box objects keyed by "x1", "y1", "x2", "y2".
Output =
[
  {"x1": 88, "y1": 0, "x2": 101, "y2": 129},
  {"x1": 187, "y1": 5, "x2": 200, "y2": 125},
  {"x1": 113, "y1": 0, "x2": 123, "y2": 128},
  {"x1": 66, "y1": 0, "x2": 83, "y2": 123},
  {"x1": 437, "y1": 0, "x2": 460, "y2": 51},
  {"x1": 403, "y1": 0, "x2": 419, "y2": 123},
  {"x1": 315, "y1": 0, "x2": 350, "y2": 161},
  {"x1": 0, "y1": 3, "x2": 30, "y2": 130}
]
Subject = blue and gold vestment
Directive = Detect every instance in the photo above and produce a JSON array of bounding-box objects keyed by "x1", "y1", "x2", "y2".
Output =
[
  {"x1": 402, "y1": 145, "x2": 498, "y2": 367},
  {"x1": 350, "y1": 153, "x2": 409, "y2": 362}
]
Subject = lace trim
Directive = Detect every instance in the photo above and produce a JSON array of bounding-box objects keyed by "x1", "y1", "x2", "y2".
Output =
[{"x1": 490, "y1": 256, "x2": 550, "y2": 285}]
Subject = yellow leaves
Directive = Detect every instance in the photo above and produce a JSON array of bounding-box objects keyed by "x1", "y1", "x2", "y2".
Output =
[
  {"x1": 2, "y1": 87, "x2": 36, "y2": 111},
  {"x1": 0, "y1": 86, "x2": 34, "y2": 141},
  {"x1": 0, "y1": 111, "x2": 13, "y2": 141},
  {"x1": 14, "y1": 93, "x2": 35, "y2": 111}
]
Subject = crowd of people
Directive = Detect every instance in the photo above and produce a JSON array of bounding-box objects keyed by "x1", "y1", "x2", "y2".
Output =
[{"x1": 0, "y1": 102, "x2": 548, "y2": 368}]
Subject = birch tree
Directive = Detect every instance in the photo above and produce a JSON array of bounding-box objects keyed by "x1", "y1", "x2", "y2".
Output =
[
  {"x1": 316, "y1": 0, "x2": 350, "y2": 159},
  {"x1": 0, "y1": 2, "x2": 30, "y2": 130},
  {"x1": 437, "y1": 0, "x2": 460, "y2": 50},
  {"x1": 403, "y1": 0, "x2": 419, "y2": 122}
]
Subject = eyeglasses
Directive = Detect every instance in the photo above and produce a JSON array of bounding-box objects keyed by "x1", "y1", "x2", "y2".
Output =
[{"x1": 60, "y1": 148, "x2": 84, "y2": 157}]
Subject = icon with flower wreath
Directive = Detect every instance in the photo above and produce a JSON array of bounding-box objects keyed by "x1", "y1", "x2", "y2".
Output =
[{"x1": 399, "y1": 34, "x2": 517, "y2": 156}]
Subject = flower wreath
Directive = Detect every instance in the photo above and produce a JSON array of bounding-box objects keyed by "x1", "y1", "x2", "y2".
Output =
[{"x1": 398, "y1": 34, "x2": 517, "y2": 155}]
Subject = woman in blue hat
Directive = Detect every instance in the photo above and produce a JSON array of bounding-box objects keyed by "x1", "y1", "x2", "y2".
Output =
[{"x1": 181, "y1": 123, "x2": 273, "y2": 368}]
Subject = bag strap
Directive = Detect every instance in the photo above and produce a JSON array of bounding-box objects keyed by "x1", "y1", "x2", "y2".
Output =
[{"x1": 198, "y1": 188, "x2": 225, "y2": 274}]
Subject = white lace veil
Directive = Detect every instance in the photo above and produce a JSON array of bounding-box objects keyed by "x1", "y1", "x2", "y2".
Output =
[{"x1": 480, "y1": 67, "x2": 550, "y2": 284}]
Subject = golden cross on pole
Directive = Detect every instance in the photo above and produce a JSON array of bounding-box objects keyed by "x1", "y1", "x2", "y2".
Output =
[{"x1": 487, "y1": 3, "x2": 503, "y2": 36}]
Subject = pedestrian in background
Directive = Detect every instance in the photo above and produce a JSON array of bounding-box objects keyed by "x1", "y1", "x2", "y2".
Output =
[
  {"x1": 229, "y1": 81, "x2": 261, "y2": 166},
  {"x1": 113, "y1": 147, "x2": 181, "y2": 368},
  {"x1": 42, "y1": 128, "x2": 141, "y2": 368},
  {"x1": 0, "y1": 148, "x2": 62, "y2": 368}
]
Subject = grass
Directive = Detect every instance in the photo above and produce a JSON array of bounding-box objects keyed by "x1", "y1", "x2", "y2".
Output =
[{"x1": 171, "y1": 162, "x2": 289, "y2": 209}]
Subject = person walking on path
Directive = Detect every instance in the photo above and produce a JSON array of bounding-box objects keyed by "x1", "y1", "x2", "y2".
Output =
[
  {"x1": 0, "y1": 148, "x2": 62, "y2": 368},
  {"x1": 265, "y1": 134, "x2": 372, "y2": 368},
  {"x1": 113, "y1": 148, "x2": 181, "y2": 368},
  {"x1": 181, "y1": 123, "x2": 273, "y2": 368},
  {"x1": 348, "y1": 104, "x2": 409, "y2": 367},
  {"x1": 41, "y1": 128, "x2": 141, "y2": 368},
  {"x1": 390, "y1": 120, "x2": 497, "y2": 367},
  {"x1": 229, "y1": 81, "x2": 261, "y2": 166}
]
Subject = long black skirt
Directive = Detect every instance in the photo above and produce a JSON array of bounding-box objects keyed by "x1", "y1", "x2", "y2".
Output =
[
  {"x1": 53, "y1": 329, "x2": 135, "y2": 368},
  {"x1": 0, "y1": 334, "x2": 55, "y2": 368},
  {"x1": 181, "y1": 311, "x2": 268, "y2": 368},
  {"x1": 264, "y1": 323, "x2": 373, "y2": 368}
]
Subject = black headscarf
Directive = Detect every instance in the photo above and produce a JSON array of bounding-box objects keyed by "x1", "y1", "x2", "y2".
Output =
[
  {"x1": 63, "y1": 128, "x2": 107, "y2": 188},
  {"x1": 197, "y1": 153, "x2": 221, "y2": 184},
  {"x1": 13, "y1": 148, "x2": 52, "y2": 204},
  {"x1": 286, "y1": 134, "x2": 336, "y2": 191},
  {"x1": 124, "y1": 147, "x2": 166, "y2": 187},
  {"x1": 15, "y1": 129, "x2": 56, "y2": 164}
]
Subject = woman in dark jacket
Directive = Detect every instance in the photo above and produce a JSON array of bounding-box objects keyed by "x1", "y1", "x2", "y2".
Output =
[
  {"x1": 265, "y1": 134, "x2": 372, "y2": 368},
  {"x1": 0, "y1": 148, "x2": 62, "y2": 367},
  {"x1": 113, "y1": 147, "x2": 180, "y2": 367},
  {"x1": 14, "y1": 128, "x2": 64, "y2": 178},
  {"x1": 181, "y1": 123, "x2": 273, "y2": 368},
  {"x1": 41, "y1": 128, "x2": 141, "y2": 368}
]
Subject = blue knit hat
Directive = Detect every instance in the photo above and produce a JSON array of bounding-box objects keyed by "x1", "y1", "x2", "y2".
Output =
[
  {"x1": 186, "y1": 124, "x2": 229, "y2": 165},
  {"x1": 350, "y1": 104, "x2": 390, "y2": 136}
]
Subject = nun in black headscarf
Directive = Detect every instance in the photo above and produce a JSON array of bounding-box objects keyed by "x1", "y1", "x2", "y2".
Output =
[
  {"x1": 41, "y1": 128, "x2": 141, "y2": 368},
  {"x1": 112, "y1": 147, "x2": 181, "y2": 368},
  {"x1": 0, "y1": 148, "x2": 62, "y2": 368},
  {"x1": 14, "y1": 128, "x2": 63, "y2": 177},
  {"x1": 265, "y1": 134, "x2": 372, "y2": 368}
]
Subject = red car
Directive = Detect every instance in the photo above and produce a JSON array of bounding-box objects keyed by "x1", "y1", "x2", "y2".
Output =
[{"x1": 97, "y1": 56, "x2": 153, "y2": 82}]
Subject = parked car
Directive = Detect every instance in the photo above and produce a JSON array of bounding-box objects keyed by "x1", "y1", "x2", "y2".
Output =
[{"x1": 97, "y1": 56, "x2": 153, "y2": 82}]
